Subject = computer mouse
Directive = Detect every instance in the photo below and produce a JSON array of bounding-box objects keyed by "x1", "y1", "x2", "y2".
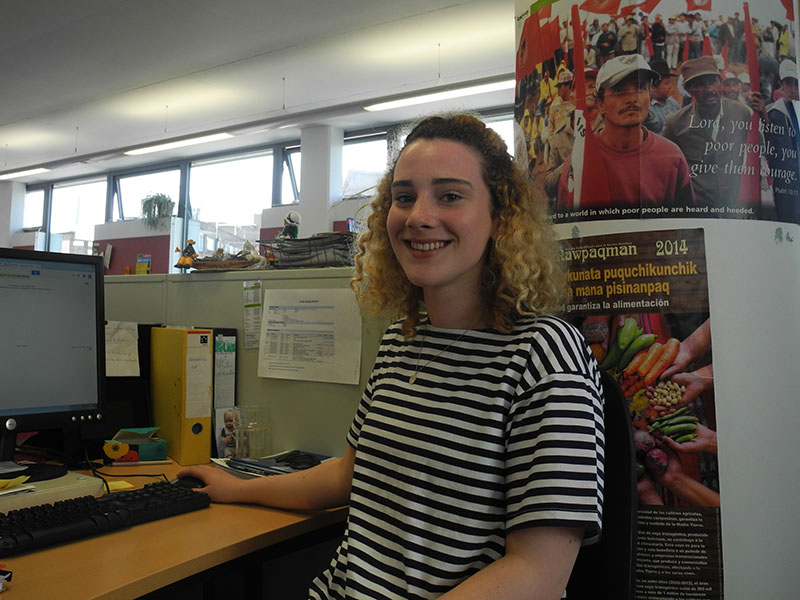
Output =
[
  {"x1": 173, "y1": 475, "x2": 205, "y2": 489},
  {"x1": 275, "y1": 450, "x2": 321, "y2": 470}
]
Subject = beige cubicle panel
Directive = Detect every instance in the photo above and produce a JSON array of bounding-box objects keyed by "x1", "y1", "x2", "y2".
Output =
[{"x1": 104, "y1": 267, "x2": 385, "y2": 458}]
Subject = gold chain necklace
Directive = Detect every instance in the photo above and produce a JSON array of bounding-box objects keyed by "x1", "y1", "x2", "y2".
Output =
[{"x1": 409, "y1": 326, "x2": 470, "y2": 384}]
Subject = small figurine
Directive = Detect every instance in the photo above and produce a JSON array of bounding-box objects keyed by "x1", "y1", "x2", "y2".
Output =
[
  {"x1": 174, "y1": 239, "x2": 198, "y2": 269},
  {"x1": 278, "y1": 211, "x2": 301, "y2": 239},
  {"x1": 0, "y1": 565, "x2": 11, "y2": 593}
]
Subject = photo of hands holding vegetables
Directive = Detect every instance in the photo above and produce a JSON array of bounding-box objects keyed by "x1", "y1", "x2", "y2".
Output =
[{"x1": 582, "y1": 314, "x2": 719, "y2": 508}]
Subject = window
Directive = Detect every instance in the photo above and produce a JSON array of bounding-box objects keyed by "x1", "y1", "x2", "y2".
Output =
[
  {"x1": 391, "y1": 113, "x2": 514, "y2": 159},
  {"x1": 23, "y1": 189, "x2": 45, "y2": 230},
  {"x1": 280, "y1": 148, "x2": 301, "y2": 206},
  {"x1": 486, "y1": 117, "x2": 515, "y2": 156},
  {"x1": 189, "y1": 152, "x2": 273, "y2": 256},
  {"x1": 342, "y1": 136, "x2": 387, "y2": 199},
  {"x1": 113, "y1": 169, "x2": 180, "y2": 221},
  {"x1": 48, "y1": 179, "x2": 106, "y2": 254}
]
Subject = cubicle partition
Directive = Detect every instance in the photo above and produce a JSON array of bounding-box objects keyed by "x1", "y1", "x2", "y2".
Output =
[{"x1": 104, "y1": 267, "x2": 385, "y2": 458}]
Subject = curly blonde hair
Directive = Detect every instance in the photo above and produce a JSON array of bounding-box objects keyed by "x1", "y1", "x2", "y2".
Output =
[{"x1": 351, "y1": 114, "x2": 565, "y2": 338}]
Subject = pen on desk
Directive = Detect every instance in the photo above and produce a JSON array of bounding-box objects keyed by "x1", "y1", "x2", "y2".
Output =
[{"x1": 111, "y1": 459, "x2": 173, "y2": 466}]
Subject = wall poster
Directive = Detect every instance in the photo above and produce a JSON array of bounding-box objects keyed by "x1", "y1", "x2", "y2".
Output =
[
  {"x1": 561, "y1": 227, "x2": 722, "y2": 599},
  {"x1": 515, "y1": 0, "x2": 799, "y2": 225}
]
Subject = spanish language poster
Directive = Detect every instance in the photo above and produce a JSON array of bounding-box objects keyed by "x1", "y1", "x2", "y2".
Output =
[
  {"x1": 560, "y1": 228, "x2": 722, "y2": 599},
  {"x1": 515, "y1": 0, "x2": 799, "y2": 224}
]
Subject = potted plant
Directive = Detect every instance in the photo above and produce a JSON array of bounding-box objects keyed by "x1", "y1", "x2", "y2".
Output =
[{"x1": 141, "y1": 193, "x2": 175, "y2": 230}]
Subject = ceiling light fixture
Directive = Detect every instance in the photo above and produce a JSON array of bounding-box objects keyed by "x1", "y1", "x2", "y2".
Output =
[
  {"x1": 124, "y1": 133, "x2": 234, "y2": 156},
  {"x1": 363, "y1": 80, "x2": 515, "y2": 112},
  {"x1": 0, "y1": 167, "x2": 51, "y2": 181}
]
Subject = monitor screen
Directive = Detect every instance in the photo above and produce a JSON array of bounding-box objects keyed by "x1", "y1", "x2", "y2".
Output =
[{"x1": 0, "y1": 248, "x2": 105, "y2": 478}]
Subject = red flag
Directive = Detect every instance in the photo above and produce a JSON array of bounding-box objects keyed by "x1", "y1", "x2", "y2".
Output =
[
  {"x1": 539, "y1": 3, "x2": 552, "y2": 19},
  {"x1": 780, "y1": 0, "x2": 795, "y2": 20},
  {"x1": 686, "y1": 0, "x2": 711, "y2": 10},
  {"x1": 572, "y1": 4, "x2": 586, "y2": 111},
  {"x1": 540, "y1": 16, "x2": 555, "y2": 60},
  {"x1": 736, "y1": 113, "x2": 762, "y2": 209},
  {"x1": 578, "y1": 0, "x2": 622, "y2": 15},
  {"x1": 547, "y1": 17, "x2": 562, "y2": 57},
  {"x1": 743, "y1": 3, "x2": 760, "y2": 94},
  {"x1": 516, "y1": 14, "x2": 545, "y2": 79},
  {"x1": 563, "y1": 6, "x2": 611, "y2": 212},
  {"x1": 644, "y1": 20, "x2": 654, "y2": 55},
  {"x1": 636, "y1": 0, "x2": 662, "y2": 14},
  {"x1": 702, "y1": 36, "x2": 713, "y2": 56},
  {"x1": 721, "y1": 39, "x2": 729, "y2": 69},
  {"x1": 620, "y1": 4, "x2": 637, "y2": 17},
  {"x1": 737, "y1": 5, "x2": 762, "y2": 211}
]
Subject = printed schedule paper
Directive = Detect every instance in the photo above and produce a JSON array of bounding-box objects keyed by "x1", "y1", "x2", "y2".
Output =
[{"x1": 257, "y1": 289, "x2": 361, "y2": 385}]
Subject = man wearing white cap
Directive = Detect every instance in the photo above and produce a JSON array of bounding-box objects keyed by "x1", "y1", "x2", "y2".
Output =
[
  {"x1": 764, "y1": 60, "x2": 800, "y2": 223},
  {"x1": 721, "y1": 71, "x2": 742, "y2": 102},
  {"x1": 662, "y1": 56, "x2": 753, "y2": 211},
  {"x1": 665, "y1": 15, "x2": 680, "y2": 69},
  {"x1": 556, "y1": 54, "x2": 693, "y2": 213},
  {"x1": 776, "y1": 59, "x2": 799, "y2": 102}
]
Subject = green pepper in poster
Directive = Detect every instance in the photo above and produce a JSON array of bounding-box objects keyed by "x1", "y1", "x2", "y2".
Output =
[{"x1": 616, "y1": 317, "x2": 641, "y2": 351}]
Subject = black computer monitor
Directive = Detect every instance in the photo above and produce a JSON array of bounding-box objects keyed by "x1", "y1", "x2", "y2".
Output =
[{"x1": 0, "y1": 248, "x2": 106, "y2": 482}]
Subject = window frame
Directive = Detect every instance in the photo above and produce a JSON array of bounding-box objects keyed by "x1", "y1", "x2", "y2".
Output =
[
  {"x1": 22, "y1": 108, "x2": 514, "y2": 255},
  {"x1": 24, "y1": 140, "x2": 302, "y2": 253},
  {"x1": 110, "y1": 162, "x2": 186, "y2": 222},
  {"x1": 341, "y1": 130, "x2": 389, "y2": 200}
]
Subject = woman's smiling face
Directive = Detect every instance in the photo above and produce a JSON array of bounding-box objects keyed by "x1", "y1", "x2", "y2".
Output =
[{"x1": 386, "y1": 138, "x2": 497, "y2": 298}]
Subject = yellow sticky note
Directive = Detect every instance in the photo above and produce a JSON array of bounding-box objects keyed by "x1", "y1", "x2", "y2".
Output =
[{"x1": 108, "y1": 480, "x2": 135, "y2": 491}]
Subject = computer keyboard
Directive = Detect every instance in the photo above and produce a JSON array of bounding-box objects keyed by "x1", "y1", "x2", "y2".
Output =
[{"x1": 0, "y1": 479, "x2": 210, "y2": 557}]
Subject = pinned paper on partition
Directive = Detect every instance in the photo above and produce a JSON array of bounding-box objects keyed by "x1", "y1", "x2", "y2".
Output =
[
  {"x1": 257, "y1": 288, "x2": 362, "y2": 385},
  {"x1": 105, "y1": 321, "x2": 140, "y2": 377}
]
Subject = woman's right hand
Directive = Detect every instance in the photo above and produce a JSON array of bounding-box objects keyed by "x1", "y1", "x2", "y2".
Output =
[{"x1": 177, "y1": 465, "x2": 246, "y2": 504}]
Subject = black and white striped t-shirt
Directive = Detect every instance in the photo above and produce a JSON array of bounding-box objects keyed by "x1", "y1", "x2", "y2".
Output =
[{"x1": 309, "y1": 315, "x2": 604, "y2": 600}]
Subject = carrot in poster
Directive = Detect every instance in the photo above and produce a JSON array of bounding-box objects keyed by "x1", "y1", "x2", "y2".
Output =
[{"x1": 643, "y1": 337, "x2": 681, "y2": 386}]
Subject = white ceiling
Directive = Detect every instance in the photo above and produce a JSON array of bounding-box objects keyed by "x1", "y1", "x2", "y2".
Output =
[{"x1": 0, "y1": 0, "x2": 515, "y2": 184}]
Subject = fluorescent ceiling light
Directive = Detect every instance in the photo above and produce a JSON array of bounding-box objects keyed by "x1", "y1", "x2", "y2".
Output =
[
  {"x1": 0, "y1": 167, "x2": 51, "y2": 180},
  {"x1": 364, "y1": 80, "x2": 515, "y2": 112},
  {"x1": 125, "y1": 133, "x2": 233, "y2": 156}
]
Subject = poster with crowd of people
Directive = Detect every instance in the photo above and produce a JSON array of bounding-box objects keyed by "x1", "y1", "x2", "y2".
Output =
[
  {"x1": 561, "y1": 228, "x2": 722, "y2": 599},
  {"x1": 515, "y1": 0, "x2": 799, "y2": 224}
]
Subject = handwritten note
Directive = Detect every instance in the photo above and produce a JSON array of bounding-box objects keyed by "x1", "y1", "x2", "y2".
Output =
[{"x1": 105, "y1": 321, "x2": 140, "y2": 377}]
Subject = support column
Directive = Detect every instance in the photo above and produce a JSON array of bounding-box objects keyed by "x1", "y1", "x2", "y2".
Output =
[{"x1": 298, "y1": 124, "x2": 343, "y2": 236}]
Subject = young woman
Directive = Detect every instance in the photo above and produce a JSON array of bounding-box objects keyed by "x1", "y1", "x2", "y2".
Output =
[{"x1": 179, "y1": 114, "x2": 604, "y2": 599}]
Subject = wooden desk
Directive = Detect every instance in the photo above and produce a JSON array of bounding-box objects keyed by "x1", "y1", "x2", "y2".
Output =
[{"x1": 2, "y1": 463, "x2": 346, "y2": 600}]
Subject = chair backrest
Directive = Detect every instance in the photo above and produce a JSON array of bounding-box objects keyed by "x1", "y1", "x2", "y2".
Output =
[{"x1": 565, "y1": 370, "x2": 637, "y2": 599}]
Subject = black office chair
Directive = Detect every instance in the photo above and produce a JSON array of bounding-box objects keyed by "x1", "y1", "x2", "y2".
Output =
[{"x1": 565, "y1": 370, "x2": 637, "y2": 600}]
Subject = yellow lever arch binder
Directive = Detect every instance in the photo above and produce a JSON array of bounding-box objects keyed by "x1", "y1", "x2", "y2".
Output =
[{"x1": 150, "y1": 327, "x2": 213, "y2": 465}]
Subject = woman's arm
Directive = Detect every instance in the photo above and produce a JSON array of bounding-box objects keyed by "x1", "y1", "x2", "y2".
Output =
[
  {"x1": 439, "y1": 526, "x2": 583, "y2": 600},
  {"x1": 178, "y1": 444, "x2": 355, "y2": 511}
]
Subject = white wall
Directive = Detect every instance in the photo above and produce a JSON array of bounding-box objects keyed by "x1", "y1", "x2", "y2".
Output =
[{"x1": 0, "y1": 182, "x2": 26, "y2": 247}]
